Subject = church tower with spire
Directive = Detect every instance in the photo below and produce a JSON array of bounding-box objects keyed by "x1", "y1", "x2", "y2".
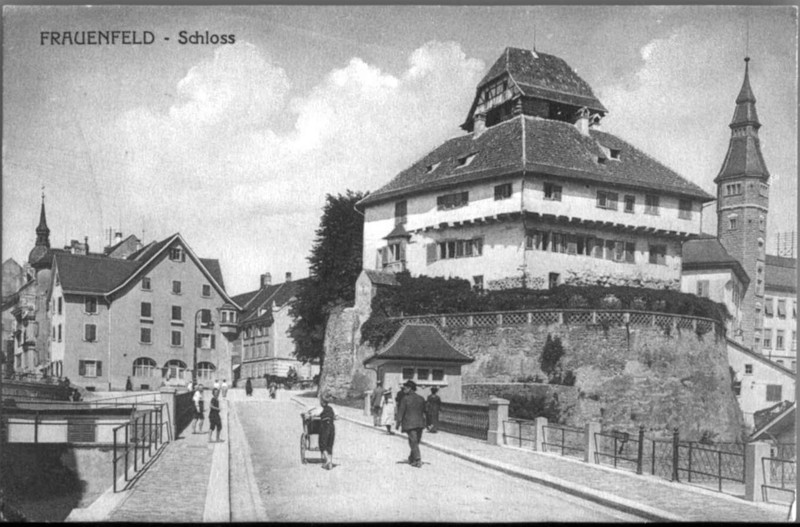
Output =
[
  {"x1": 715, "y1": 57, "x2": 770, "y2": 351},
  {"x1": 28, "y1": 192, "x2": 52, "y2": 269}
]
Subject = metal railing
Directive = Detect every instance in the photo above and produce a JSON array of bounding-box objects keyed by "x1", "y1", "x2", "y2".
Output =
[
  {"x1": 438, "y1": 402, "x2": 489, "y2": 440},
  {"x1": 595, "y1": 427, "x2": 645, "y2": 473},
  {"x1": 677, "y1": 441, "x2": 745, "y2": 492},
  {"x1": 542, "y1": 424, "x2": 584, "y2": 458},
  {"x1": 502, "y1": 418, "x2": 537, "y2": 448},
  {"x1": 112, "y1": 403, "x2": 169, "y2": 492},
  {"x1": 762, "y1": 456, "x2": 797, "y2": 501}
]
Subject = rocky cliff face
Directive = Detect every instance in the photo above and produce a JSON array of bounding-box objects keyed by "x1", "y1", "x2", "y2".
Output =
[{"x1": 322, "y1": 308, "x2": 744, "y2": 441}]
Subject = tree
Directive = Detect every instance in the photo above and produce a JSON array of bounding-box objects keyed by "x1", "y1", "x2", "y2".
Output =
[{"x1": 289, "y1": 190, "x2": 367, "y2": 367}]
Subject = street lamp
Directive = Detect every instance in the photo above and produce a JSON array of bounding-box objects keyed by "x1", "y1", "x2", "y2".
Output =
[{"x1": 193, "y1": 309, "x2": 214, "y2": 385}]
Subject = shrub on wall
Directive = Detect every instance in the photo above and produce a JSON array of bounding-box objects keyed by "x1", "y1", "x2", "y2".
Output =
[{"x1": 361, "y1": 273, "x2": 730, "y2": 348}]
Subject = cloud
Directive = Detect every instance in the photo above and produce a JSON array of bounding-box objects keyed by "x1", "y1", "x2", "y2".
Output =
[{"x1": 97, "y1": 40, "x2": 484, "y2": 293}]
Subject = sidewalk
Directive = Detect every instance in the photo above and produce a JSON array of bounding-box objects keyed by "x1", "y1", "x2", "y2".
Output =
[
  {"x1": 98, "y1": 398, "x2": 230, "y2": 523},
  {"x1": 298, "y1": 395, "x2": 790, "y2": 523}
]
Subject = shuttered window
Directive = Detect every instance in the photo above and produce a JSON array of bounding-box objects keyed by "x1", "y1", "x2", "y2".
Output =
[
  {"x1": 777, "y1": 299, "x2": 786, "y2": 318},
  {"x1": 766, "y1": 384, "x2": 782, "y2": 402},
  {"x1": 696, "y1": 280, "x2": 710, "y2": 298},
  {"x1": 764, "y1": 298, "x2": 774, "y2": 317},
  {"x1": 426, "y1": 243, "x2": 438, "y2": 264}
]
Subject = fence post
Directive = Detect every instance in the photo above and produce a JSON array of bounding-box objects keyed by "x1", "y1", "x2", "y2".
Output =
[
  {"x1": 160, "y1": 387, "x2": 177, "y2": 440},
  {"x1": 745, "y1": 441, "x2": 770, "y2": 502},
  {"x1": 534, "y1": 417, "x2": 548, "y2": 452},
  {"x1": 671, "y1": 428, "x2": 680, "y2": 482},
  {"x1": 364, "y1": 391, "x2": 372, "y2": 417},
  {"x1": 636, "y1": 426, "x2": 644, "y2": 475},
  {"x1": 487, "y1": 397, "x2": 509, "y2": 446},
  {"x1": 584, "y1": 421, "x2": 600, "y2": 464},
  {"x1": 688, "y1": 442, "x2": 693, "y2": 482}
]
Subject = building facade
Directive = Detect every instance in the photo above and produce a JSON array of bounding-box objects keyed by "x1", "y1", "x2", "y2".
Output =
[
  {"x1": 760, "y1": 255, "x2": 797, "y2": 370},
  {"x1": 232, "y1": 272, "x2": 319, "y2": 382},
  {"x1": 45, "y1": 233, "x2": 240, "y2": 391},
  {"x1": 358, "y1": 47, "x2": 712, "y2": 292}
]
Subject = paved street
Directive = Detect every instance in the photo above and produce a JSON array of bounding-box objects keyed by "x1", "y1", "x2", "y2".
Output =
[{"x1": 231, "y1": 393, "x2": 639, "y2": 522}]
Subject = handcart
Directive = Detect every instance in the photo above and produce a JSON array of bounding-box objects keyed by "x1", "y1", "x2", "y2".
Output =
[{"x1": 300, "y1": 413, "x2": 324, "y2": 464}]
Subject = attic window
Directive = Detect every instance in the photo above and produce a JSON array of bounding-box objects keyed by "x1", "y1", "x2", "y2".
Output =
[
  {"x1": 609, "y1": 149, "x2": 621, "y2": 160},
  {"x1": 597, "y1": 157, "x2": 607, "y2": 164},
  {"x1": 426, "y1": 162, "x2": 441, "y2": 173},
  {"x1": 456, "y1": 153, "x2": 477, "y2": 168}
]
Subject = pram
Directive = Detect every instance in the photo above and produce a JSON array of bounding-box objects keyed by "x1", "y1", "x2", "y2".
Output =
[{"x1": 300, "y1": 413, "x2": 324, "y2": 464}]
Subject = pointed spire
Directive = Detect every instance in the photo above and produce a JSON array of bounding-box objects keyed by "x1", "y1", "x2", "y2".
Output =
[
  {"x1": 730, "y1": 57, "x2": 760, "y2": 128},
  {"x1": 35, "y1": 189, "x2": 50, "y2": 248}
]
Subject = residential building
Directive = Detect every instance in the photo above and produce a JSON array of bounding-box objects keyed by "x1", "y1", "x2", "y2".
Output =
[
  {"x1": 760, "y1": 255, "x2": 797, "y2": 370},
  {"x1": 231, "y1": 272, "x2": 318, "y2": 381},
  {"x1": 2, "y1": 258, "x2": 29, "y2": 375},
  {"x1": 46, "y1": 233, "x2": 240, "y2": 391},
  {"x1": 358, "y1": 47, "x2": 713, "y2": 292}
]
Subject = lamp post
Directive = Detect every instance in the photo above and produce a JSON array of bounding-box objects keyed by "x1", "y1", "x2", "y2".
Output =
[{"x1": 193, "y1": 309, "x2": 214, "y2": 385}]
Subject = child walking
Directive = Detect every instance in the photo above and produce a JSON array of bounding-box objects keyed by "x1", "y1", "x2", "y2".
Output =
[{"x1": 208, "y1": 388, "x2": 223, "y2": 443}]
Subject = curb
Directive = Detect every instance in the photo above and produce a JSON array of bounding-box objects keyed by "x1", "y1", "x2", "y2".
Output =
[
  {"x1": 228, "y1": 399, "x2": 269, "y2": 521},
  {"x1": 203, "y1": 404, "x2": 231, "y2": 522},
  {"x1": 290, "y1": 397, "x2": 682, "y2": 522}
]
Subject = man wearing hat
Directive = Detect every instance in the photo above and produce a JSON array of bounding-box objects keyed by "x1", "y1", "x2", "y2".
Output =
[{"x1": 396, "y1": 380, "x2": 427, "y2": 468}]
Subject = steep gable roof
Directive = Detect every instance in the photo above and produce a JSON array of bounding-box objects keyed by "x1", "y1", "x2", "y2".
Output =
[
  {"x1": 363, "y1": 324, "x2": 473, "y2": 364},
  {"x1": 682, "y1": 235, "x2": 750, "y2": 286},
  {"x1": 765, "y1": 254, "x2": 796, "y2": 294},
  {"x1": 54, "y1": 253, "x2": 140, "y2": 294},
  {"x1": 238, "y1": 278, "x2": 307, "y2": 325},
  {"x1": 359, "y1": 115, "x2": 712, "y2": 207}
]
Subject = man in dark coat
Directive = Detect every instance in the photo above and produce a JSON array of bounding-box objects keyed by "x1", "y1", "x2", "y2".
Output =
[{"x1": 396, "y1": 380, "x2": 426, "y2": 468}]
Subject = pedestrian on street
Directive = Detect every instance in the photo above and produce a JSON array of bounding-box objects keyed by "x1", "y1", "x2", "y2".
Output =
[
  {"x1": 221, "y1": 379, "x2": 229, "y2": 399},
  {"x1": 370, "y1": 380, "x2": 384, "y2": 426},
  {"x1": 213, "y1": 379, "x2": 220, "y2": 392},
  {"x1": 426, "y1": 386, "x2": 441, "y2": 433},
  {"x1": 208, "y1": 388, "x2": 223, "y2": 443},
  {"x1": 125, "y1": 376, "x2": 133, "y2": 391},
  {"x1": 395, "y1": 383, "x2": 406, "y2": 409},
  {"x1": 306, "y1": 394, "x2": 338, "y2": 470},
  {"x1": 187, "y1": 380, "x2": 194, "y2": 392},
  {"x1": 192, "y1": 385, "x2": 205, "y2": 433},
  {"x1": 269, "y1": 382, "x2": 277, "y2": 399},
  {"x1": 245, "y1": 377, "x2": 253, "y2": 397},
  {"x1": 396, "y1": 380, "x2": 426, "y2": 467},
  {"x1": 380, "y1": 388, "x2": 396, "y2": 435}
]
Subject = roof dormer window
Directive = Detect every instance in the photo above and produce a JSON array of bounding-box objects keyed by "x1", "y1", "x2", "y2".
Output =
[
  {"x1": 609, "y1": 149, "x2": 621, "y2": 160},
  {"x1": 426, "y1": 162, "x2": 441, "y2": 173},
  {"x1": 456, "y1": 153, "x2": 477, "y2": 168}
]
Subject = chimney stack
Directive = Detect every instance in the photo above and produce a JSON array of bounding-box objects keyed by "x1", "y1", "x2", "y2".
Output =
[
  {"x1": 285, "y1": 272, "x2": 292, "y2": 282},
  {"x1": 473, "y1": 113, "x2": 487, "y2": 139},
  {"x1": 261, "y1": 273, "x2": 272, "y2": 287},
  {"x1": 114, "y1": 231, "x2": 123, "y2": 244}
]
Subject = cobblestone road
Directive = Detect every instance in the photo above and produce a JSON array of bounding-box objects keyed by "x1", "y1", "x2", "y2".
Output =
[{"x1": 233, "y1": 397, "x2": 640, "y2": 522}]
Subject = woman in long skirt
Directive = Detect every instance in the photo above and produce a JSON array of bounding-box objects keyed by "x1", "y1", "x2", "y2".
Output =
[
  {"x1": 316, "y1": 395, "x2": 337, "y2": 470},
  {"x1": 380, "y1": 389, "x2": 396, "y2": 435}
]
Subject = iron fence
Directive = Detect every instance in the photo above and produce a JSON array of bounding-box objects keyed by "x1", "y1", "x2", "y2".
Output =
[
  {"x1": 542, "y1": 424, "x2": 584, "y2": 458},
  {"x1": 762, "y1": 456, "x2": 797, "y2": 501},
  {"x1": 438, "y1": 402, "x2": 489, "y2": 440},
  {"x1": 677, "y1": 442, "x2": 745, "y2": 492},
  {"x1": 594, "y1": 427, "x2": 645, "y2": 473},
  {"x1": 111, "y1": 404, "x2": 169, "y2": 492},
  {"x1": 502, "y1": 418, "x2": 537, "y2": 448}
]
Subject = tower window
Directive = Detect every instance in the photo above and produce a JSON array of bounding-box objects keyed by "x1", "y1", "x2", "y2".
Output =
[
  {"x1": 725, "y1": 183, "x2": 742, "y2": 196},
  {"x1": 494, "y1": 183, "x2": 513, "y2": 201},
  {"x1": 728, "y1": 217, "x2": 738, "y2": 230},
  {"x1": 624, "y1": 195, "x2": 635, "y2": 213},
  {"x1": 543, "y1": 183, "x2": 562, "y2": 201}
]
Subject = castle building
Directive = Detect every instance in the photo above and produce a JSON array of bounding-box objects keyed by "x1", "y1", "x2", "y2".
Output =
[
  {"x1": 231, "y1": 272, "x2": 319, "y2": 382},
  {"x1": 358, "y1": 48, "x2": 713, "y2": 292}
]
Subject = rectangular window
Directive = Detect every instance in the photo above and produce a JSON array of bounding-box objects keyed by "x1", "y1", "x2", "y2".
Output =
[
  {"x1": 729, "y1": 217, "x2": 738, "y2": 230},
  {"x1": 58, "y1": 297, "x2": 63, "y2": 315},
  {"x1": 777, "y1": 299, "x2": 786, "y2": 318},
  {"x1": 141, "y1": 302, "x2": 152, "y2": 318},
  {"x1": 58, "y1": 324, "x2": 62, "y2": 342},
  {"x1": 437, "y1": 238, "x2": 482, "y2": 259},
  {"x1": 84, "y1": 297, "x2": 97, "y2": 314},
  {"x1": 78, "y1": 360, "x2": 102, "y2": 378},
  {"x1": 141, "y1": 277, "x2": 151, "y2": 290},
  {"x1": 624, "y1": 195, "x2": 635, "y2": 213},
  {"x1": 432, "y1": 369, "x2": 445, "y2": 381},
  {"x1": 197, "y1": 333, "x2": 215, "y2": 350},
  {"x1": 596, "y1": 190, "x2": 618, "y2": 210},
  {"x1": 84, "y1": 324, "x2": 97, "y2": 342},
  {"x1": 494, "y1": 183, "x2": 513, "y2": 200},
  {"x1": 604, "y1": 239, "x2": 615, "y2": 261},
  {"x1": 402, "y1": 368, "x2": 414, "y2": 380},
  {"x1": 624, "y1": 242, "x2": 635, "y2": 263},
  {"x1": 678, "y1": 199, "x2": 692, "y2": 219},
  {"x1": 543, "y1": 183, "x2": 562, "y2": 201},
  {"x1": 548, "y1": 272, "x2": 560, "y2": 290},
  {"x1": 766, "y1": 384, "x2": 782, "y2": 402},
  {"x1": 172, "y1": 281, "x2": 182, "y2": 294},
  {"x1": 202, "y1": 284, "x2": 212, "y2": 297},
  {"x1": 644, "y1": 194, "x2": 660, "y2": 215},
  {"x1": 648, "y1": 245, "x2": 666, "y2": 265},
  {"x1": 473, "y1": 275, "x2": 484, "y2": 291},
  {"x1": 696, "y1": 280, "x2": 710, "y2": 298},
  {"x1": 526, "y1": 230, "x2": 549, "y2": 251},
  {"x1": 793, "y1": 331, "x2": 796, "y2": 351},
  {"x1": 171, "y1": 330, "x2": 182, "y2": 347},
  {"x1": 436, "y1": 191, "x2": 469, "y2": 210},
  {"x1": 394, "y1": 200, "x2": 407, "y2": 224},
  {"x1": 763, "y1": 329, "x2": 772, "y2": 348},
  {"x1": 169, "y1": 247, "x2": 184, "y2": 261},
  {"x1": 171, "y1": 306, "x2": 182, "y2": 322},
  {"x1": 591, "y1": 238, "x2": 604, "y2": 258},
  {"x1": 776, "y1": 330, "x2": 785, "y2": 350},
  {"x1": 764, "y1": 298, "x2": 774, "y2": 317},
  {"x1": 140, "y1": 327, "x2": 152, "y2": 344},
  {"x1": 417, "y1": 368, "x2": 430, "y2": 381},
  {"x1": 744, "y1": 364, "x2": 753, "y2": 375}
]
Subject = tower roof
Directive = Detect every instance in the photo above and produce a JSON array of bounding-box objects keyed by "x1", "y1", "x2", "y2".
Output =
[{"x1": 715, "y1": 57, "x2": 769, "y2": 183}]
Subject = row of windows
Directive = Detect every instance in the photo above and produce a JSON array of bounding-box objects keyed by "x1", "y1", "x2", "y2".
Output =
[
  {"x1": 525, "y1": 230, "x2": 667, "y2": 265},
  {"x1": 726, "y1": 214, "x2": 766, "y2": 231},
  {"x1": 242, "y1": 325, "x2": 269, "y2": 339},
  {"x1": 763, "y1": 298, "x2": 796, "y2": 319},
  {"x1": 762, "y1": 329, "x2": 796, "y2": 351},
  {"x1": 142, "y1": 277, "x2": 213, "y2": 298},
  {"x1": 244, "y1": 342, "x2": 271, "y2": 360},
  {"x1": 401, "y1": 367, "x2": 445, "y2": 383},
  {"x1": 435, "y1": 238, "x2": 484, "y2": 260},
  {"x1": 131, "y1": 357, "x2": 216, "y2": 380}
]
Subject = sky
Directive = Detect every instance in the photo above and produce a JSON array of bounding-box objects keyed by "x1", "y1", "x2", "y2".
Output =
[{"x1": 3, "y1": 5, "x2": 797, "y2": 296}]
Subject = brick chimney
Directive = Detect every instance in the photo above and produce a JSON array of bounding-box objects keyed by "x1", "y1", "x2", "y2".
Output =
[
  {"x1": 261, "y1": 273, "x2": 272, "y2": 287},
  {"x1": 473, "y1": 113, "x2": 487, "y2": 139},
  {"x1": 285, "y1": 272, "x2": 292, "y2": 282}
]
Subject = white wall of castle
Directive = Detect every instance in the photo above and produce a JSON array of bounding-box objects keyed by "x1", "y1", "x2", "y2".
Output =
[{"x1": 681, "y1": 269, "x2": 745, "y2": 336}]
